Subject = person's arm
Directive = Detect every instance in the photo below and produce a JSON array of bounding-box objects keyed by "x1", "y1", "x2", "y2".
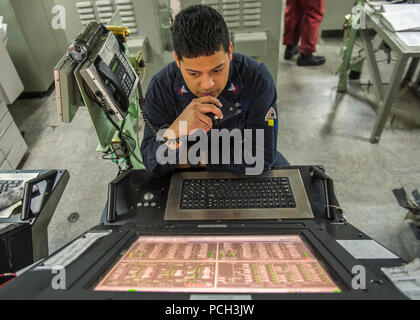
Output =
[
  {"x1": 243, "y1": 64, "x2": 278, "y2": 174},
  {"x1": 207, "y1": 64, "x2": 277, "y2": 175},
  {"x1": 141, "y1": 82, "x2": 223, "y2": 177},
  {"x1": 140, "y1": 87, "x2": 179, "y2": 177}
]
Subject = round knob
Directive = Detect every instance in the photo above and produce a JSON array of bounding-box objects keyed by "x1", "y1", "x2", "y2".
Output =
[{"x1": 143, "y1": 192, "x2": 155, "y2": 201}]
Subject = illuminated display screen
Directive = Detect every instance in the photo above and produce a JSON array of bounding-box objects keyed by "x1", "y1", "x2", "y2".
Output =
[
  {"x1": 111, "y1": 60, "x2": 119, "y2": 73},
  {"x1": 95, "y1": 235, "x2": 341, "y2": 293}
]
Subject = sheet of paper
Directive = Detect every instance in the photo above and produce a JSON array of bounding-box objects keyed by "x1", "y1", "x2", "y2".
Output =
[
  {"x1": 337, "y1": 240, "x2": 399, "y2": 260},
  {"x1": 380, "y1": 4, "x2": 420, "y2": 32},
  {"x1": 35, "y1": 230, "x2": 112, "y2": 270},
  {"x1": 0, "y1": 200, "x2": 21, "y2": 219},
  {"x1": 395, "y1": 32, "x2": 420, "y2": 49}
]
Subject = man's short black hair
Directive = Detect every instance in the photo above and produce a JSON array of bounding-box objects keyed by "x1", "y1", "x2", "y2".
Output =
[{"x1": 172, "y1": 5, "x2": 230, "y2": 60}]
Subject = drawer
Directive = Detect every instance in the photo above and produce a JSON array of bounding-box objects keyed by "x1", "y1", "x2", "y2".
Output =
[
  {"x1": 0, "y1": 120, "x2": 27, "y2": 169},
  {"x1": 0, "y1": 95, "x2": 7, "y2": 122},
  {"x1": 0, "y1": 111, "x2": 13, "y2": 136},
  {"x1": 0, "y1": 148, "x2": 6, "y2": 164},
  {"x1": 0, "y1": 157, "x2": 13, "y2": 170}
]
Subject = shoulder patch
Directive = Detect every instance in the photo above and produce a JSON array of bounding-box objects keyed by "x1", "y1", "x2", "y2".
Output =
[
  {"x1": 178, "y1": 85, "x2": 188, "y2": 96},
  {"x1": 228, "y1": 83, "x2": 239, "y2": 94},
  {"x1": 264, "y1": 107, "x2": 277, "y2": 121}
]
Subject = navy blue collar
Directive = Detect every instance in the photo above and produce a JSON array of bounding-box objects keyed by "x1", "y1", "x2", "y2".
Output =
[{"x1": 173, "y1": 54, "x2": 243, "y2": 102}]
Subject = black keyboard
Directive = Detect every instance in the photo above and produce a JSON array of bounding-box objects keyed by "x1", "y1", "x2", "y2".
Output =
[
  {"x1": 180, "y1": 177, "x2": 296, "y2": 210},
  {"x1": 0, "y1": 180, "x2": 23, "y2": 195}
]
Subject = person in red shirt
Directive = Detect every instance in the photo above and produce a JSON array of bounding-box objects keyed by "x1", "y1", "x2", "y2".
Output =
[{"x1": 283, "y1": 0, "x2": 326, "y2": 66}]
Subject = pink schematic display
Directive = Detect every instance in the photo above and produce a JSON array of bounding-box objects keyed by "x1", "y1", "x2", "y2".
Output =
[{"x1": 94, "y1": 235, "x2": 341, "y2": 293}]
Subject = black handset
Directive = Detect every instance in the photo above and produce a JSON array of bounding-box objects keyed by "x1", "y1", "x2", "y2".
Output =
[
  {"x1": 205, "y1": 111, "x2": 221, "y2": 126},
  {"x1": 96, "y1": 59, "x2": 130, "y2": 113},
  {"x1": 205, "y1": 98, "x2": 238, "y2": 127}
]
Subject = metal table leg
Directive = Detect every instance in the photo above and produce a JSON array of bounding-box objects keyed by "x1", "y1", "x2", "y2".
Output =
[
  {"x1": 369, "y1": 54, "x2": 409, "y2": 143},
  {"x1": 360, "y1": 29, "x2": 410, "y2": 143},
  {"x1": 360, "y1": 29, "x2": 384, "y2": 108},
  {"x1": 404, "y1": 57, "x2": 419, "y2": 83}
]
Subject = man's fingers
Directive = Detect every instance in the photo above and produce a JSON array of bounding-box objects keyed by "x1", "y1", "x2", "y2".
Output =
[
  {"x1": 194, "y1": 119, "x2": 211, "y2": 133},
  {"x1": 197, "y1": 114, "x2": 213, "y2": 131},
  {"x1": 196, "y1": 104, "x2": 224, "y2": 119},
  {"x1": 194, "y1": 96, "x2": 222, "y2": 107},
  {"x1": 189, "y1": 124, "x2": 209, "y2": 135}
]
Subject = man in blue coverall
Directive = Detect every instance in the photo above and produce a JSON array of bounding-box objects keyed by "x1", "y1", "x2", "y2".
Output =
[{"x1": 141, "y1": 5, "x2": 289, "y2": 177}]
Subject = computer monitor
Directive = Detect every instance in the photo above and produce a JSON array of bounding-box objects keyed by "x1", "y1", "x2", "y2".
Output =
[{"x1": 94, "y1": 234, "x2": 342, "y2": 294}]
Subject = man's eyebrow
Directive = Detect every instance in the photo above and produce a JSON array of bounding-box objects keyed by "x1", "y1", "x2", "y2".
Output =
[{"x1": 184, "y1": 62, "x2": 226, "y2": 73}]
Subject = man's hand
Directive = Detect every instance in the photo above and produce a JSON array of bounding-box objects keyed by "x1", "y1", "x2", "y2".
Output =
[{"x1": 164, "y1": 96, "x2": 223, "y2": 139}]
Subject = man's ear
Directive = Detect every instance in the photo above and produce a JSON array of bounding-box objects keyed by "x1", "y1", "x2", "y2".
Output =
[
  {"x1": 174, "y1": 52, "x2": 181, "y2": 68},
  {"x1": 228, "y1": 42, "x2": 233, "y2": 61}
]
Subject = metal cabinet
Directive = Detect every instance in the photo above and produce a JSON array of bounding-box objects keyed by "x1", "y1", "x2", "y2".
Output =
[
  {"x1": 0, "y1": 0, "x2": 66, "y2": 93},
  {"x1": 0, "y1": 27, "x2": 24, "y2": 104},
  {"x1": 321, "y1": 0, "x2": 355, "y2": 32},
  {"x1": 0, "y1": 95, "x2": 27, "y2": 169}
]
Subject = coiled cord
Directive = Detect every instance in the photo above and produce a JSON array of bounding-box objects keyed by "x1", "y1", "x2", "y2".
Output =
[{"x1": 137, "y1": 81, "x2": 159, "y2": 137}]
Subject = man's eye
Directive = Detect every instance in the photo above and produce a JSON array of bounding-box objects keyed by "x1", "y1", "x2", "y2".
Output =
[
  {"x1": 189, "y1": 72, "x2": 198, "y2": 77},
  {"x1": 213, "y1": 69, "x2": 222, "y2": 73}
]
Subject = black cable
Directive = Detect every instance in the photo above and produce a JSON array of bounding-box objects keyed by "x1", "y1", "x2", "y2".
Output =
[
  {"x1": 97, "y1": 96, "x2": 121, "y2": 132},
  {"x1": 136, "y1": 82, "x2": 183, "y2": 145},
  {"x1": 83, "y1": 80, "x2": 143, "y2": 171},
  {"x1": 83, "y1": 80, "x2": 132, "y2": 143},
  {"x1": 83, "y1": 80, "x2": 135, "y2": 168},
  {"x1": 101, "y1": 152, "x2": 114, "y2": 160},
  {"x1": 82, "y1": 80, "x2": 121, "y2": 132},
  {"x1": 137, "y1": 81, "x2": 159, "y2": 136}
]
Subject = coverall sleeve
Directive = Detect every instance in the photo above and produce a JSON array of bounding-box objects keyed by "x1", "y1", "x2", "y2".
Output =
[{"x1": 140, "y1": 80, "x2": 179, "y2": 177}]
